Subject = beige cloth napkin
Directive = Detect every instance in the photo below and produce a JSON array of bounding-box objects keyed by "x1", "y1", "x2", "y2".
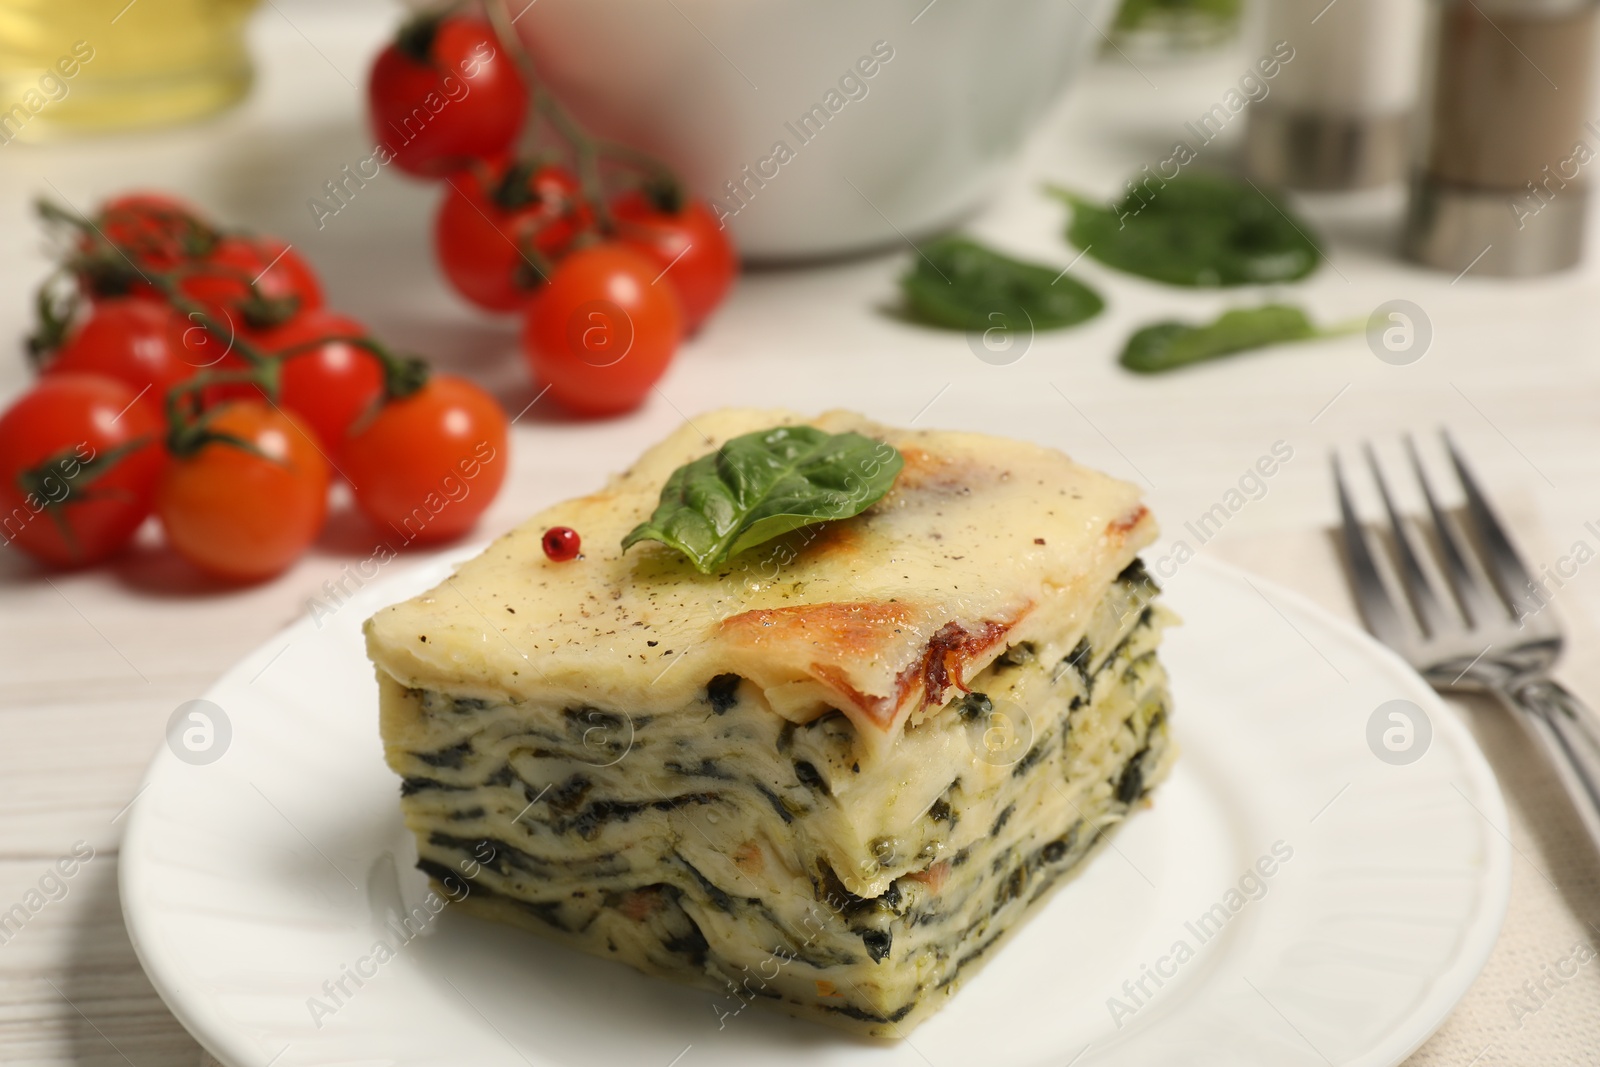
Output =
[{"x1": 1207, "y1": 531, "x2": 1600, "y2": 1065}]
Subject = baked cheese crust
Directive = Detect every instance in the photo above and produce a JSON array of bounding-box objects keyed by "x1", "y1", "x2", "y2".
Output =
[{"x1": 366, "y1": 408, "x2": 1156, "y2": 755}]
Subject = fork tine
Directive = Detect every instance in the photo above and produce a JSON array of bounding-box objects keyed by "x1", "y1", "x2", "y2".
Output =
[
  {"x1": 1445, "y1": 433, "x2": 1536, "y2": 617},
  {"x1": 1365, "y1": 443, "x2": 1453, "y2": 638},
  {"x1": 1405, "y1": 435, "x2": 1507, "y2": 628},
  {"x1": 1333, "y1": 453, "x2": 1411, "y2": 647}
]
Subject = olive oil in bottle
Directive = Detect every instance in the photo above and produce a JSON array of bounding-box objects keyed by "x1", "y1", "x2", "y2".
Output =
[{"x1": 0, "y1": 0, "x2": 258, "y2": 143}]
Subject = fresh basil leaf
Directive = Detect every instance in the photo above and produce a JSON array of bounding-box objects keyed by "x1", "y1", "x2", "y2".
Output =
[
  {"x1": 621, "y1": 426, "x2": 904, "y2": 573},
  {"x1": 1051, "y1": 172, "x2": 1322, "y2": 287},
  {"x1": 901, "y1": 235, "x2": 1104, "y2": 332},
  {"x1": 1120, "y1": 304, "x2": 1328, "y2": 374}
]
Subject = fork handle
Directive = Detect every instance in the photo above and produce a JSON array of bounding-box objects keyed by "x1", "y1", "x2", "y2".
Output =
[{"x1": 1499, "y1": 678, "x2": 1600, "y2": 855}]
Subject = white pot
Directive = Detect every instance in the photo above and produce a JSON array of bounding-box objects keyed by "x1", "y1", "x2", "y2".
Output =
[{"x1": 515, "y1": 0, "x2": 1120, "y2": 261}]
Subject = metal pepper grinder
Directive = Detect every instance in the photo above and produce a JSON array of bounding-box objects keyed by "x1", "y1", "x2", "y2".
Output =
[
  {"x1": 1246, "y1": 0, "x2": 1428, "y2": 191},
  {"x1": 1404, "y1": 0, "x2": 1600, "y2": 276}
]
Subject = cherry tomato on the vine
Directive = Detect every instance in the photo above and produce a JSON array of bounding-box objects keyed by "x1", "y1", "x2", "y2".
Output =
[
  {"x1": 91, "y1": 192, "x2": 215, "y2": 272},
  {"x1": 0, "y1": 373, "x2": 165, "y2": 568},
  {"x1": 243, "y1": 310, "x2": 385, "y2": 455},
  {"x1": 342, "y1": 375, "x2": 507, "y2": 544},
  {"x1": 179, "y1": 236, "x2": 323, "y2": 333},
  {"x1": 612, "y1": 191, "x2": 737, "y2": 334},
  {"x1": 436, "y1": 160, "x2": 590, "y2": 311},
  {"x1": 521, "y1": 244, "x2": 682, "y2": 417},
  {"x1": 156, "y1": 402, "x2": 330, "y2": 582},
  {"x1": 367, "y1": 14, "x2": 527, "y2": 178},
  {"x1": 44, "y1": 297, "x2": 205, "y2": 400}
]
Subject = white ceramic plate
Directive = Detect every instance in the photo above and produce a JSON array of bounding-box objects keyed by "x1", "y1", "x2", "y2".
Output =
[{"x1": 121, "y1": 552, "x2": 1510, "y2": 1067}]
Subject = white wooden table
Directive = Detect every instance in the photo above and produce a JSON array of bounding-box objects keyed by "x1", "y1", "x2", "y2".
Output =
[{"x1": 3, "y1": 2, "x2": 1598, "y2": 1063}]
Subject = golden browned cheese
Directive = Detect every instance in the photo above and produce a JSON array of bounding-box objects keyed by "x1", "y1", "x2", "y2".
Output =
[{"x1": 365, "y1": 408, "x2": 1157, "y2": 762}]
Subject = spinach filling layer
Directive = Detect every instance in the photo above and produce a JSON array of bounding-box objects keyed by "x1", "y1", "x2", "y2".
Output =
[{"x1": 385, "y1": 566, "x2": 1176, "y2": 1036}]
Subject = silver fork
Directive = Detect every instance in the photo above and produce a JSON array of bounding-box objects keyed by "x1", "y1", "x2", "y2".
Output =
[{"x1": 1333, "y1": 434, "x2": 1600, "y2": 855}]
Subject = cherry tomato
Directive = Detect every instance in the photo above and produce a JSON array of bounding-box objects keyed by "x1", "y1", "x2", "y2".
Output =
[
  {"x1": 612, "y1": 191, "x2": 737, "y2": 334},
  {"x1": 239, "y1": 310, "x2": 385, "y2": 455},
  {"x1": 343, "y1": 375, "x2": 507, "y2": 545},
  {"x1": 44, "y1": 297, "x2": 207, "y2": 400},
  {"x1": 156, "y1": 402, "x2": 329, "y2": 582},
  {"x1": 92, "y1": 192, "x2": 216, "y2": 272},
  {"x1": 436, "y1": 160, "x2": 590, "y2": 311},
  {"x1": 0, "y1": 373, "x2": 164, "y2": 568},
  {"x1": 367, "y1": 14, "x2": 527, "y2": 178},
  {"x1": 179, "y1": 236, "x2": 323, "y2": 334},
  {"x1": 521, "y1": 244, "x2": 681, "y2": 417}
]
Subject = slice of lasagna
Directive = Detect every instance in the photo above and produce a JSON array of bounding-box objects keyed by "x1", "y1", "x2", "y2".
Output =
[{"x1": 365, "y1": 408, "x2": 1176, "y2": 1037}]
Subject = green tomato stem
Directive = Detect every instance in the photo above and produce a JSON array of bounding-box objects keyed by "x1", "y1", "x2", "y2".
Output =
[{"x1": 483, "y1": 0, "x2": 682, "y2": 234}]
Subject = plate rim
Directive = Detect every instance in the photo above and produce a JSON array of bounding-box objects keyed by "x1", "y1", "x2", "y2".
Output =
[{"x1": 118, "y1": 550, "x2": 1512, "y2": 1067}]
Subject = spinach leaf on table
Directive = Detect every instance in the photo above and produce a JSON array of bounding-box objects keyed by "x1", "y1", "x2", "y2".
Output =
[
  {"x1": 900, "y1": 235, "x2": 1104, "y2": 332},
  {"x1": 1120, "y1": 304, "x2": 1341, "y2": 374},
  {"x1": 622, "y1": 425, "x2": 904, "y2": 573},
  {"x1": 1114, "y1": 0, "x2": 1242, "y2": 31},
  {"x1": 1051, "y1": 172, "x2": 1322, "y2": 287}
]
